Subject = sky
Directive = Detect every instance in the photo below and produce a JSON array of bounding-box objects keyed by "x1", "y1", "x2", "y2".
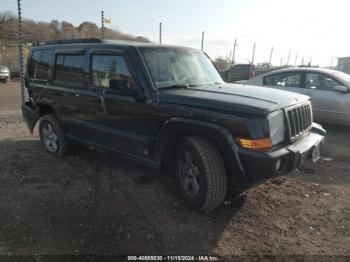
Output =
[{"x1": 2, "y1": 0, "x2": 349, "y2": 66}]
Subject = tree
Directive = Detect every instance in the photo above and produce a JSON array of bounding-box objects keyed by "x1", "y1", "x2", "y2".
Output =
[
  {"x1": 214, "y1": 57, "x2": 230, "y2": 71},
  {"x1": 78, "y1": 22, "x2": 99, "y2": 38},
  {"x1": 0, "y1": 11, "x2": 14, "y2": 25}
]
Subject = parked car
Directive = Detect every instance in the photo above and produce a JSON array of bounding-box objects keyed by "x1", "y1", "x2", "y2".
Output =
[
  {"x1": 10, "y1": 70, "x2": 21, "y2": 79},
  {"x1": 221, "y1": 64, "x2": 256, "y2": 83},
  {"x1": 22, "y1": 38, "x2": 325, "y2": 211},
  {"x1": 0, "y1": 66, "x2": 10, "y2": 83},
  {"x1": 244, "y1": 67, "x2": 350, "y2": 126}
]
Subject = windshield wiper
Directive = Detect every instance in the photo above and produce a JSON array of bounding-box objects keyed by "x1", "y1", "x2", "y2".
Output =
[{"x1": 159, "y1": 83, "x2": 199, "y2": 89}]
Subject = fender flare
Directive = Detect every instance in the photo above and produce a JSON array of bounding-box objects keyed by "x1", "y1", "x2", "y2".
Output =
[
  {"x1": 21, "y1": 100, "x2": 61, "y2": 133},
  {"x1": 153, "y1": 117, "x2": 250, "y2": 190}
]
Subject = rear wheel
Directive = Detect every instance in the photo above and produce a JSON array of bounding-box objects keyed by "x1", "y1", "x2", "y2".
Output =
[
  {"x1": 175, "y1": 136, "x2": 227, "y2": 211},
  {"x1": 39, "y1": 114, "x2": 69, "y2": 156}
]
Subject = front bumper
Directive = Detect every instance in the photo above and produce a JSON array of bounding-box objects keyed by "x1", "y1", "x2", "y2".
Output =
[{"x1": 238, "y1": 123, "x2": 326, "y2": 185}]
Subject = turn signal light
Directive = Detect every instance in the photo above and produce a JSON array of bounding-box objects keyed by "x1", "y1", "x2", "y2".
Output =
[{"x1": 236, "y1": 137, "x2": 273, "y2": 151}]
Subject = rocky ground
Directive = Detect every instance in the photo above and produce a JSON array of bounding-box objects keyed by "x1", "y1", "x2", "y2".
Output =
[{"x1": 0, "y1": 82, "x2": 349, "y2": 259}]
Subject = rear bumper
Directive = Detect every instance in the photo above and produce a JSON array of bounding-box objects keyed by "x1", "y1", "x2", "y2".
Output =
[
  {"x1": 21, "y1": 102, "x2": 40, "y2": 133},
  {"x1": 238, "y1": 123, "x2": 326, "y2": 185}
]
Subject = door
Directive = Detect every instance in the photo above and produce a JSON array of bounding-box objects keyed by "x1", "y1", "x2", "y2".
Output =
[
  {"x1": 263, "y1": 71, "x2": 304, "y2": 94},
  {"x1": 302, "y1": 72, "x2": 350, "y2": 124},
  {"x1": 87, "y1": 50, "x2": 155, "y2": 158},
  {"x1": 52, "y1": 49, "x2": 102, "y2": 140}
]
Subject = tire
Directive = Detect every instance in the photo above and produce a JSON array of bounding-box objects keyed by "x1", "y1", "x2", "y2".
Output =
[
  {"x1": 175, "y1": 136, "x2": 227, "y2": 211},
  {"x1": 39, "y1": 114, "x2": 69, "y2": 156}
]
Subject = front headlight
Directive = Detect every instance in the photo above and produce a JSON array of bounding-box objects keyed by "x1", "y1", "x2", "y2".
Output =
[{"x1": 268, "y1": 110, "x2": 285, "y2": 145}]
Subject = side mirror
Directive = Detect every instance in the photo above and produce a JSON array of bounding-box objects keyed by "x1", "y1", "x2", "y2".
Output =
[
  {"x1": 109, "y1": 78, "x2": 145, "y2": 101},
  {"x1": 334, "y1": 85, "x2": 348, "y2": 93},
  {"x1": 109, "y1": 78, "x2": 129, "y2": 92}
]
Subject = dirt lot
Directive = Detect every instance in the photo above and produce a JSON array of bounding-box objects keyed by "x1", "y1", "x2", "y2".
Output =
[{"x1": 0, "y1": 82, "x2": 350, "y2": 259}]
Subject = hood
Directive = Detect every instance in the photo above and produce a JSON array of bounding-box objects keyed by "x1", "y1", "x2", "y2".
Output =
[{"x1": 158, "y1": 83, "x2": 309, "y2": 116}]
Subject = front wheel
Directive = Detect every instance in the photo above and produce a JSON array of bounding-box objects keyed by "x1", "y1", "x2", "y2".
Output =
[
  {"x1": 175, "y1": 136, "x2": 227, "y2": 211},
  {"x1": 39, "y1": 114, "x2": 69, "y2": 156}
]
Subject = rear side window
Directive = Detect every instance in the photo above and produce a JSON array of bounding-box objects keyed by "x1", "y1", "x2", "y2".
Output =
[
  {"x1": 54, "y1": 54, "x2": 84, "y2": 84},
  {"x1": 29, "y1": 49, "x2": 51, "y2": 80},
  {"x1": 264, "y1": 72, "x2": 302, "y2": 88}
]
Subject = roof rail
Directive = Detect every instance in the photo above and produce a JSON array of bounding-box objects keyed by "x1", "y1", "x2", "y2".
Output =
[{"x1": 32, "y1": 38, "x2": 104, "y2": 46}]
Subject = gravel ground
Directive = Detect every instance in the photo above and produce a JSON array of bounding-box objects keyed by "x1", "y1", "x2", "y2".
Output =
[{"x1": 0, "y1": 82, "x2": 350, "y2": 259}]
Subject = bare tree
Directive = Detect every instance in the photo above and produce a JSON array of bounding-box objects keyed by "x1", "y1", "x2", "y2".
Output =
[{"x1": 0, "y1": 11, "x2": 14, "y2": 25}]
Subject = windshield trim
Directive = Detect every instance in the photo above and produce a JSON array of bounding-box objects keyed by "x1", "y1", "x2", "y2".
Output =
[{"x1": 332, "y1": 71, "x2": 350, "y2": 87}]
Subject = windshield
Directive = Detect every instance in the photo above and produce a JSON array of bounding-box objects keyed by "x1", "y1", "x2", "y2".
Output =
[
  {"x1": 140, "y1": 47, "x2": 224, "y2": 88},
  {"x1": 332, "y1": 71, "x2": 350, "y2": 86}
]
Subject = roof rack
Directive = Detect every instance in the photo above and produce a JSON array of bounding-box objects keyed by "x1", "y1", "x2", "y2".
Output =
[{"x1": 32, "y1": 38, "x2": 104, "y2": 46}]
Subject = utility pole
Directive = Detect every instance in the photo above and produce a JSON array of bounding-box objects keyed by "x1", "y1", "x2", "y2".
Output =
[
  {"x1": 228, "y1": 39, "x2": 237, "y2": 83},
  {"x1": 301, "y1": 55, "x2": 305, "y2": 66},
  {"x1": 280, "y1": 57, "x2": 283, "y2": 67},
  {"x1": 101, "y1": 10, "x2": 104, "y2": 40},
  {"x1": 330, "y1": 56, "x2": 334, "y2": 69},
  {"x1": 268, "y1": 47, "x2": 273, "y2": 70},
  {"x1": 294, "y1": 53, "x2": 298, "y2": 66},
  {"x1": 152, "y1": 18, "x2": 155, "y2": 43},
  {"x1": 159, "y1": 22, "x2": 162, "y2": 44},
  {"x1": 201, "y1": 31, "x2": 204, "y2": 51},
  {"x1": 232, "y1": 39, "x2": 237, "y2": 65},
  {"x1": 251, "y1": 43, "x2": 256, "y2": 65},
  {"x1": 17, "y1": 0, "x2": 25, "y2": 103},
  {"x1": 287, "y1": 50, "x2": 291, "y2": 66}
]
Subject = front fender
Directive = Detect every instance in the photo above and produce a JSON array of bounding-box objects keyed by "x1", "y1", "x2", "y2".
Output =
[{"x1": 153, "y1": 117, "x2": 250, "y2": 191}]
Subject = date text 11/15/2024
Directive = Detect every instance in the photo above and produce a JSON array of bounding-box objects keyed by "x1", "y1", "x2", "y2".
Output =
[{"x1": 127, "y1": 255, "x2": 221, "y2": 261}]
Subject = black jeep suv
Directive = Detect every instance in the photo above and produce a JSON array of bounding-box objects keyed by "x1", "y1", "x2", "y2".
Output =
[{"x1": 22, "y1": 38, "x2": 325, "y2": 211}]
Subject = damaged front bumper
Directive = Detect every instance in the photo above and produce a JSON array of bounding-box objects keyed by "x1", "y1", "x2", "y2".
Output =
[{"x1": 238, "y1": 123, "x2": 326, "y2": 184}]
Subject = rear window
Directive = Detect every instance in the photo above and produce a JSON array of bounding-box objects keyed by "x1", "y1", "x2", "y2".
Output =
[
  {"x1": 29, "y1": 49, "x2": 51, "y2": 79},
  {"x1": 54, "y1": 54, "x2": 84, "y2": 84}
]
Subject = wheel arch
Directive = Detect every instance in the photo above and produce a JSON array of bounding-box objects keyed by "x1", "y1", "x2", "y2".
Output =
[
  {"x1": 22, "y1": 101, "x2": 61, "y2": 133},
  {"x1": 152, "y1": 117, "x2": 250, "y2": 191}
]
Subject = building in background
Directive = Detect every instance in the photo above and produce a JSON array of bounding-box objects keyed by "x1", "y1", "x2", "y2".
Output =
[{"x1": 337, "y1": 57, "x2": 350, "y2": 74}]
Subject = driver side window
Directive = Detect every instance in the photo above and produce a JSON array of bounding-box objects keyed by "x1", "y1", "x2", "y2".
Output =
[
  {"x1": 91, "y1": 54, "x2": 134, "y2": 90},
  {"x1": 305, "y1": 73, "x2": 341, "y2": 91}
]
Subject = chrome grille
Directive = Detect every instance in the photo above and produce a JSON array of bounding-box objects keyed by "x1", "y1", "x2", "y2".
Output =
[{"x1": 286, "y1": 104, "x2": 312, "y2": 139}]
